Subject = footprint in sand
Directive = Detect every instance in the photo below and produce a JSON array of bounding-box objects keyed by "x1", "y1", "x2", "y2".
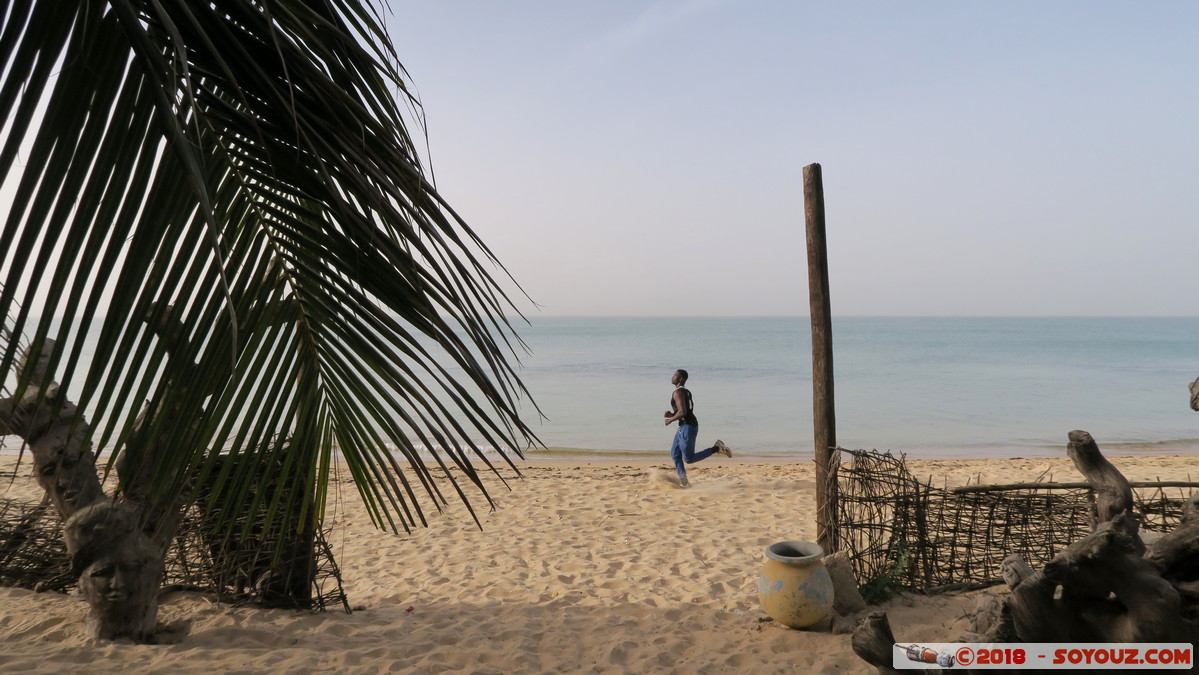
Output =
[{"x1": 650, "y1": 470, "x2": 684, "y2": 489}]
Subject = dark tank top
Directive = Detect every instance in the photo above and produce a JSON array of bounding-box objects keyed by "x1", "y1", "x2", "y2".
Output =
[{"x1": 671, "y1": 387, "x2": 698, "y2": 426}]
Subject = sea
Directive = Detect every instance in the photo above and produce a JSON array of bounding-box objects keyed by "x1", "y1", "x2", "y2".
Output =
[
  {"x1": 506, "y1": 316, "x2": 1199, "y2": 461},
  {"x1": 5, "y1": 316, "x2": 1199, "y2": 462}
]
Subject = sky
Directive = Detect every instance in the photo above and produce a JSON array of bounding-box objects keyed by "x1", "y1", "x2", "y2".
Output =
[{"x1": 385, "y1": 0, "x2": 1198, "y2": 317}]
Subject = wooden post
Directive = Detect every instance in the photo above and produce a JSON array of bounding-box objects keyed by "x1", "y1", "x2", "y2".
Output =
[{"x1": 804, "y1": 163, "x2": 837, "y2": 554}]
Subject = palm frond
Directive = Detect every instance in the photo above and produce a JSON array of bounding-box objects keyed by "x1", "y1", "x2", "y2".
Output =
[{"x1": 0, "y1": 0, "x2": 539, "y2": 537}]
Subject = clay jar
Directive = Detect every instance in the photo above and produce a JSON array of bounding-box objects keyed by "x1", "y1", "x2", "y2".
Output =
[{"x1": 757, "y1": 540, "x2": 834, "y2": 628}]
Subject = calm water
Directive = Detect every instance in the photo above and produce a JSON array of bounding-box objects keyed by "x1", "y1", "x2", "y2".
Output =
[
  {"x1": 6, "y1": 316, "x2": 1199, "y2": 462},
  {"x1": 509, "y1": 317, "x2": 1199, "y2": 460}
]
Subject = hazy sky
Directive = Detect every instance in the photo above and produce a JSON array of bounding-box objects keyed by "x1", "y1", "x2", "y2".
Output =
[{"x1": 389, "y1": 1, "x2": 1196, "y2": 317}]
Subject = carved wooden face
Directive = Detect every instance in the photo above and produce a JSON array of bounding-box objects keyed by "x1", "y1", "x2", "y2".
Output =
[
  {"x1": 16, "y1": 339, "x2": 55, "y2": 382},
  {"x1": 36, "y1": 446, "x2": 98, "y2": 515},
  {"x1": 79, "y1": 550, "x2": 159, "y2": 611}
]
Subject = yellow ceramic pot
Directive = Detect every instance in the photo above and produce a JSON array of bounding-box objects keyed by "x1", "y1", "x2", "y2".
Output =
[{"x1": 757, "y1": 540, "x2": 834, "y2": 628}]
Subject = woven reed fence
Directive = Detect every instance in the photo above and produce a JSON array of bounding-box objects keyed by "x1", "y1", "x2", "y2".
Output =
[
  {"x1": 0, "y1": 460, "x2": 349, "y2": 612},
  {"x1": 833, "y1": 448, "x2": 1197, "y2": 600},
  {"x1": 0, "y1": 497, "x2": 348, "y2": 611}
]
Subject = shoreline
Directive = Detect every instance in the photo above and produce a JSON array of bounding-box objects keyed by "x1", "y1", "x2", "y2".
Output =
[
  {"x1": 7, "y1": 431, "x2": 1199, "y2": 465},
  {"x1": 523, "y1": 439, "x2": 1199, "y2": 462}
]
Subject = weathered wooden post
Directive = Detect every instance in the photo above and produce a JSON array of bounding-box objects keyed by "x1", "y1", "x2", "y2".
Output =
[{"x1": 804, "y1": 162, "x2": 837, "y2": 554}]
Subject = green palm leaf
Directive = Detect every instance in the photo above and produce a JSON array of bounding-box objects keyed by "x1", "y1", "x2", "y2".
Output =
[{"x1": 0, "y1": 0, "x2": 538, "y2": 537}]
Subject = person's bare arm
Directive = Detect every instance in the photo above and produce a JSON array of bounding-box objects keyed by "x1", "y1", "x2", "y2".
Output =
[{"x1": 664, "y1": 389, "x2": 687, "y2": 426}]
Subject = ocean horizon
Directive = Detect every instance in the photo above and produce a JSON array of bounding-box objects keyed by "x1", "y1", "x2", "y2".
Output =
[
  {"x1": 4, "y1": 316, "x2": 1198, "y2": 463},
  {"x1": 505, "y1": 316, "x2": 1199, "y2": 462}
]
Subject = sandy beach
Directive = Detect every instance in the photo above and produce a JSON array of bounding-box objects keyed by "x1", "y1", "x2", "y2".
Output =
[{"x1": 0, "y1": 452, "x2": 1196, "y2": 673}]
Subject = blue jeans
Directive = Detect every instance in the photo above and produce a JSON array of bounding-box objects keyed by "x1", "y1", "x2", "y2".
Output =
[{"x1": 671, "y1": 424, "x2": 715, "y2": 480}]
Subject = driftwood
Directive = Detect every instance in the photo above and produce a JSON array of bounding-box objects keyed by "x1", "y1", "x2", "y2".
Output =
[
  {"x1": 1067, "y1": 430, "x2": 1136, "y2": 532},
  {"x1": 1145, "y1": 493, "x2": 1199, "y2": 617},
  {"x1": 986, "y1": 430, "x2": 1198, "y2": 644},
  {"x1": 1003, "y1": 512, "x2": 1187, "y2": 642},
  {"x1": 851, "y1": 611, "x2": 900, "y2": 675},
  {"x1": 852, "y1": 430, "x2": 1199, "y2": 673}
]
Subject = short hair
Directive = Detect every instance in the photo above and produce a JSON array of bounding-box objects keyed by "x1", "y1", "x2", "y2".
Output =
[{"x1": 675, "y1": 369, "x2": 688, "y2": 382}]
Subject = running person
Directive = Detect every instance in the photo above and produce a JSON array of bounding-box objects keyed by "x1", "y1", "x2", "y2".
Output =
[{"x1": 663, "y1": 369, "x2": 732, "y2": 487}]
